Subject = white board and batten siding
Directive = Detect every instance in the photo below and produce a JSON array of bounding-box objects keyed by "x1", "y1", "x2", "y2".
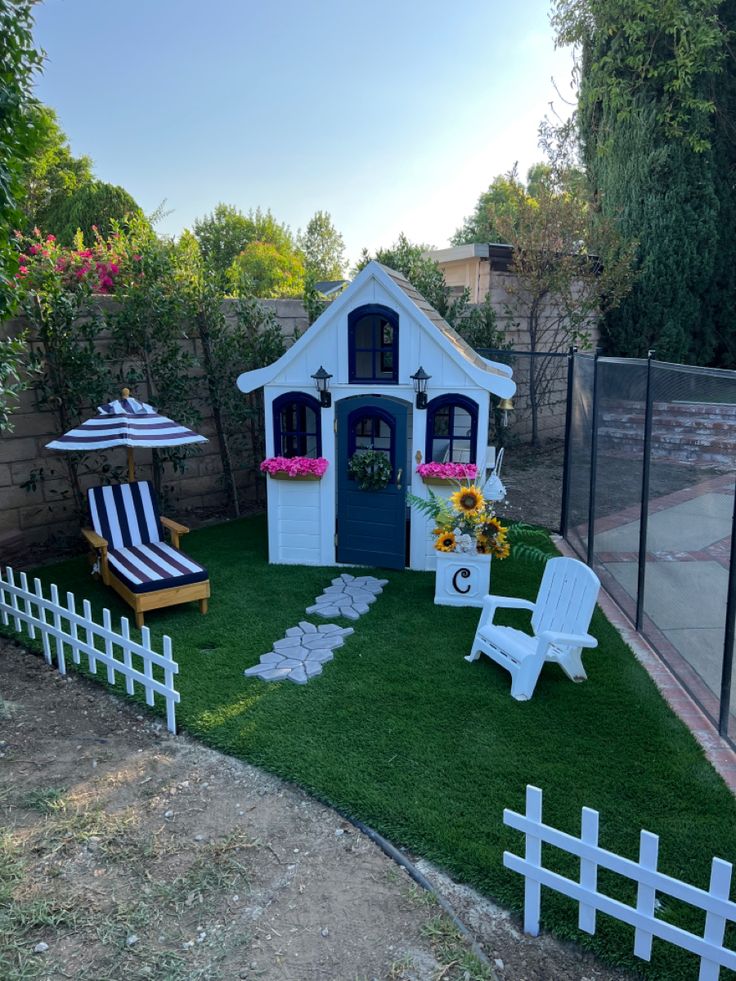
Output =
[
  {"x1": 505, "y1": 785, "x2": 736, "y2": 980},
  {"x1": 0, "y1": 565, "x2": 180, "y2": 732}
]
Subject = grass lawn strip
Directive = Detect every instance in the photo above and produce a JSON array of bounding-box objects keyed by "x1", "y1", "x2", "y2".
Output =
[{"x1": 11, "y1": 514, "x2": 736, "y2": 980}]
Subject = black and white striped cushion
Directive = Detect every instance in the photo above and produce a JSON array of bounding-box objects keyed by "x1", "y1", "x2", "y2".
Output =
[
  {"x1": 88, "y1": 481, "x2": 163, "y2": 549},
  {"x1": 108, "y1": 542, "x2": 208, "y2": 594}
]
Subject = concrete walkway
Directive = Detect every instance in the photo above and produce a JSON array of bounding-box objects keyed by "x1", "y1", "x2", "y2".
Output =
[{"x1": 570, "y1": 475, "x2": 736, "y2": 739}]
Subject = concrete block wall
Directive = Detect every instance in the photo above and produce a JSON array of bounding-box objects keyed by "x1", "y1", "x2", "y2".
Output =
[{"x1": 0, "y1": 299, "x2": 309, "y2": 560}]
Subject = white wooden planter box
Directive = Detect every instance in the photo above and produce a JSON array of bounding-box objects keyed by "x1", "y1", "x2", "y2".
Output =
[{"x1": 434, "y1": 551, "x2": 491, "y2": 608}]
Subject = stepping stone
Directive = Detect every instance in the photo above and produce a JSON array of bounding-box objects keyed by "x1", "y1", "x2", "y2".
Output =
[
  {"x1": 261, "y1": 668, "x2": 292, "y2": 682},
  {"x1": 244, "y1": 622, "x2": 353, "y2": 685},
  {"x1": 274, "y1": 636, "x2": 301, "y2": 650},
  {"x1": 288, "y1": 665, "x2": 308, "y2": 685},
  {"x1": 308, "y1": 575, "x2": 387, "y2": 622}
]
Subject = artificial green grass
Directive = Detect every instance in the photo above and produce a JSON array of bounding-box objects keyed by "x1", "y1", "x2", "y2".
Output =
[{"x1": 11, "y1": 514, "x2": 736, "y2": 979}]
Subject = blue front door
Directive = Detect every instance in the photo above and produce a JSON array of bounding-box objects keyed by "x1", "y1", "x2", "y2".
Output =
[{"x1": 336, "y1": 397, "x2": 407, "y2": 570}]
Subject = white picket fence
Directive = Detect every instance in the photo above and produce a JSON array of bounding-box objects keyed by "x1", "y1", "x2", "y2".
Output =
[
  {"x1": 504, "y1": 785, "x2": 736, "y2": 980},
  {"x1": 0, "y1": 565, "x2": 180, "y2": 733}
]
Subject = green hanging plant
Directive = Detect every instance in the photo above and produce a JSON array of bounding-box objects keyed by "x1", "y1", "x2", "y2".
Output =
[{"x1": 347, "y1": 449, "x2": 393, "y2": 491}]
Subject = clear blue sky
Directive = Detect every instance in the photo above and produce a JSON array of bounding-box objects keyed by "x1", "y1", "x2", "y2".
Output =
[{"x1": 33, "y1": 0, "x2": 574, "y2": 266}]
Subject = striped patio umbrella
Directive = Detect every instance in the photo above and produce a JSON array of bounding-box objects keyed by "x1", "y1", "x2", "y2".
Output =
[{"x1": 46, "y1": 388, "x2": 207, "y2": 481}]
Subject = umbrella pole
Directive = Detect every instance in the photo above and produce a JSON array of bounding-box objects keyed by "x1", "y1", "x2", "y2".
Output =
[{"x1": 127, "y1": 447, "x2": 135, "y2": 483}]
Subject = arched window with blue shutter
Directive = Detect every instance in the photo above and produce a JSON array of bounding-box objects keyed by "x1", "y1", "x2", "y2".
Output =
[
  {"x1": 348, "y1": 304, "x2": 399, "y2": 383},
  {"x1": 273, "y1": 392, "x2": 322, "y2": 458},
  {"x1": 425, "y1": 395, "x2": 478, "y2": 464}
]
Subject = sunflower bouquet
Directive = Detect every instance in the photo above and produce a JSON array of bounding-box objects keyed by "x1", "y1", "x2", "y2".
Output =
[{"x1": 408, "y1": 482, "x2": 510, "y2": 559}]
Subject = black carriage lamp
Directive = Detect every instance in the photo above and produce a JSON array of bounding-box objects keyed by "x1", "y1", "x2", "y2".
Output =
[
  {"x1": 411, "y1": 367, "x2": 431, "y2": 409},
  {"x1": 312, "y1": 366, "x2": 333, "y2": 408}
]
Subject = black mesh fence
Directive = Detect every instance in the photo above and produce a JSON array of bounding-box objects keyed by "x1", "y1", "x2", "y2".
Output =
[
  {"x1": 562, "y1": 353, "x2": 736, "y2": 744},
  {"x1": 478, "y1": 349, "x2": 569, "y2": 531}
]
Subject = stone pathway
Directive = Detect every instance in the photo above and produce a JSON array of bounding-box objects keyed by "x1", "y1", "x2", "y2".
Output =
[
  {"x1": 306, "y1": 573, "x2": 388, "y2": 620},
  {"x1": 244, "y1": 574, "x2": 388, "y2": 686},
  {"x1": 244, "y1": 622, "x2": 354, "y2": 685}
]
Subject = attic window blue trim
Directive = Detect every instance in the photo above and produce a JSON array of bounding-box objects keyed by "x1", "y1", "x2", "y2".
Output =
[
  {"x1": 273, "y1": 392, "x2": 322, "y2": 458},
  {"x1": 348, "y1": 304, "x2": 399, "y2": 384},
  {"x1": 425, "y1": 394, "x2": 478, "y2": 465}
]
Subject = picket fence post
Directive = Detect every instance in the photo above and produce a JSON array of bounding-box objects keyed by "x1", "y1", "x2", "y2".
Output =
[
  {"x1": 0, "y1": 565, "x2": 180, "y2": 734},
  {"x1": 504, "y1": 785, "x2": 736, "y2": 979}
]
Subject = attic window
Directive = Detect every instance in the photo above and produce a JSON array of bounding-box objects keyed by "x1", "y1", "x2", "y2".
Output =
[
  {"x1": 425, "y1": 395, "x2": 478, "y2": 464},
  {"x1": 273, "y1": 392, "x2": 322, "y2": 458},
  {"x1": 348, "y1": 304, "x2": 399, "y2": 384}
]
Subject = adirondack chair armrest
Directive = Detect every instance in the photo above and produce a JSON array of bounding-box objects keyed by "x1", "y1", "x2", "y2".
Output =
[
  {"x1": 537, "y1": 630, "x2": 598, "y2": 650},
  {"x1": 82, "y1": 527, "x2": 108, "y2": 553},
  {"x1": 161, "y1": 516, "x2": 189, "y2": 550},
  {"x1": 480, "y1": 594, "x2": 536, "y2": 627}
]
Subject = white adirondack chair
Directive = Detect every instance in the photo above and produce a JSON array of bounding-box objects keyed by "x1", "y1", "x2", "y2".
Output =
[{"x1": 465, "y1": 557, "x2": 600, "y2": 700}]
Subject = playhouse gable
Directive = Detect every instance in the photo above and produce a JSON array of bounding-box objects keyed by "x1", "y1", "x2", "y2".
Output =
[{"x1": 236, "y1": 261, "x2": 515, "y2": 398}]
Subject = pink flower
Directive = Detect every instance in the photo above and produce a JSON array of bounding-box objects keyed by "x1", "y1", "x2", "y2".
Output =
[
  {"x1": 133, "y1": 254, "x2": 141, "y2": 262},
  {"x1": 108, "y1": 263, "x2": 119, "y2": 274},
  {"x1": 29, "y1": 245, "x2": 40, "y2": 255},
  {"x1": 260, "y1": 456, "x2": 329, "y2": 477},
  {"x1": 18, "y1": 265, "x2": 28, "y2": 276},
  {"x1": 417, "y1": 462, "x2": 478, "y2": 480},
  {"x1": 13, "y1": 230, "x2": 23, "y2": 240},
  {"x1": 32, "y1": 226, "x2": 41, "y2": 237},
  {"x1": 76, "y1": 249, "x2": 93, "y2": 259},
  {"x1": 46, "y1": 234, "x2": 56, "y2": 242}
]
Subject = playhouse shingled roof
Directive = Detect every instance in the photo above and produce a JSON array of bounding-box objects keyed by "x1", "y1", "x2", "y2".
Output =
[
  {"x1": 375, "y1": 263, "x2": 512, "y2": 383},
  {"x1": 236, "y1": 261, "x2": 515, "y2": 397}
]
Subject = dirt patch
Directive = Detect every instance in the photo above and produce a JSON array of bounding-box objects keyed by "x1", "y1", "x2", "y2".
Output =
[
  {"x1": 496, "y1": 441, "x2": 564, "y2": 531},
  {"x1": 0, "y1": 642, "x2": 633, "y2": 981}
]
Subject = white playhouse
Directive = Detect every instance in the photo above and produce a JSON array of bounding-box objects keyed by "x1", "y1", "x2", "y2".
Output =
[{"x1": 236, "y1": 261, "x2": 516, "y2": 571}]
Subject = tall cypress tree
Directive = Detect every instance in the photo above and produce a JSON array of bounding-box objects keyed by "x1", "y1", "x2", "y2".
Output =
[{"x1": 554, "y1": 0, "x2": 734, "y2": 365}]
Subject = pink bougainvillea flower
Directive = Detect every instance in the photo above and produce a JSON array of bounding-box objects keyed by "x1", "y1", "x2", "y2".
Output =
[
  {"x1": 18, "y1": 265, "x2": 29, "y2": 276},
  {"x1": 46, "y1": 234, "x2": 56, "y2": 242},
  {"x1": 32, "y1": 226, "x2": 41, "y2": 237},
  {"x1": 28, "y1": 245, "x2": 40, "y2": 255}
]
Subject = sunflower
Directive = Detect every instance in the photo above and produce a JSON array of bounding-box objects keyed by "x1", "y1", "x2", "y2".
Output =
[
  {"x1": 434, "y1": 531, "x2": 456, "y2": 552},
  {"x1": 450, "y1": 485, "x2": 485, "y2": 515},
  {"x1": 484, "y1": 516, "x2": 503, "y2": 536},
  {"x1": 492, "y1": 541, "x2": 511, "y2": 560}
]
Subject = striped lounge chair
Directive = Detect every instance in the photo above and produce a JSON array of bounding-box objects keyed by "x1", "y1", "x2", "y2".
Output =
[{"x1": 82, "y1": 481, "x2": 210, "y2": 627}]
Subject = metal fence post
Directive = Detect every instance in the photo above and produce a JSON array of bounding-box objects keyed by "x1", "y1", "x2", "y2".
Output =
[
  {"x1": 559, "y1": 346, "x2": 577, "y2": 538},
  {"x1": 586, "y1": 350, "x2": 601, "y2": 568},
  {"x1": 635, "y1": 352, "x2": 655, "y2": 631},
  {"x1": 718, "y1": 491, "x2": 736, "y2": 737}
]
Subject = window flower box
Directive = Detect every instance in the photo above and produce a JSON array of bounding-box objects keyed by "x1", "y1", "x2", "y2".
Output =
[
  {"x1": 260, "y1": 456, "x2": 329, "y2": 481},
  {"x1": 416, "y1": 462, "x2": 478, "y2": 486}
]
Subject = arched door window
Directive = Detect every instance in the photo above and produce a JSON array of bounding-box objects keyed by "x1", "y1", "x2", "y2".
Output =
[
  {"x1": 272, "y1": 393, "x2": 322, "y2": 457},
  {"x1": 425, "y1": 395, "x2": 478, "y2": 464},
  {"x1": 347, "y1": 407, "x2": 395, "y2": 469},
  {"x1": 348, "y1": 304, "x2": 399, "y2": 383}
]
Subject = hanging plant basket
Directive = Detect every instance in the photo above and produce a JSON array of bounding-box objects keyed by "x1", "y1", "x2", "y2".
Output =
[{"x1": 347, "y1": 450, "x2": 392, "y2": 491}]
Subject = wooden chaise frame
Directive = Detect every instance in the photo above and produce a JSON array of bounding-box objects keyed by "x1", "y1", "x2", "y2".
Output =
[{"x1": 82, "y1": 517, "x2": 210, "y2": 628}]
